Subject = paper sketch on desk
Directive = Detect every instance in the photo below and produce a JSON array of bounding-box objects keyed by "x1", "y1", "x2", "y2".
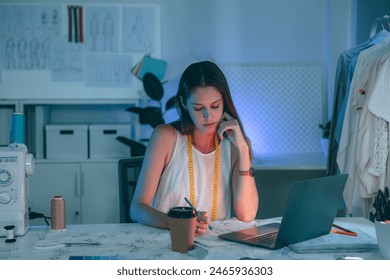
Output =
[
  {"x1": 0, "y1": 243, "x2": 22, "y2": 259},
  {"x1": 35, "y1": 229, "x2": 179, "y2": 260},
  {"x1": 195, "y1": 218, "x2": 264, "y2": 248},
  {"x1": 210, "y1": 217, "x2": 263, "y2": 233}
]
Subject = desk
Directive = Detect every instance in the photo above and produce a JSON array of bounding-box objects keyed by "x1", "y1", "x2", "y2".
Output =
[{"x1": 0, "y1": 217, "x2": 382, "y2": 260}]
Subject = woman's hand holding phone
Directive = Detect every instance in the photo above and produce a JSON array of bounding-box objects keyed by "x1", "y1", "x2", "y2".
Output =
[{"x1": 217, "y1": 112, "x2": 247, "y2": 150}]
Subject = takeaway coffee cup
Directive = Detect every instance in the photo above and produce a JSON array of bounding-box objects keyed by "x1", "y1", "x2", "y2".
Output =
[{"x1": 167, "y1": 206, "x2": 197, "y2": 253}]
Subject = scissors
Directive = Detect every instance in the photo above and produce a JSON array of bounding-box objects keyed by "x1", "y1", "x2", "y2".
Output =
[
  {"x1": 373, "y1": 187, "x2": 390, "y2": 221},
  {"x1": 33, "y1": 240, "x2": 101, "y2": 250}
]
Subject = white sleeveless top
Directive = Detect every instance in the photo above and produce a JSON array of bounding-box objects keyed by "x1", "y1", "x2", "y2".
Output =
[{"x1": 153, "y1": 130, "x2": 232, "y2": 220}]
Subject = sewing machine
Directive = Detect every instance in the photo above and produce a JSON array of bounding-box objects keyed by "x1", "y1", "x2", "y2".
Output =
[{"x1": 0, "y1": 113, "x2": 34, "y2": 237}]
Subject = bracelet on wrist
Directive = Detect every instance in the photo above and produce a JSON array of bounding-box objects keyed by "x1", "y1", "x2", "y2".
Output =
[{"x1": 239, "y1": 167, "x2": 254, "y2": 177}]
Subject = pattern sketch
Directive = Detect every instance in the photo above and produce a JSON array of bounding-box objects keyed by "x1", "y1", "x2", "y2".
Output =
[
  {"x1": 86, "y1": 6, "x2": 119, "y2": 53},
  {"x1": 5, "y1": 37, "x2": 16, "y2": 69},
  {"x1": 0, "y1": 5, "x2": 61, "y2": 71},
  {"x1": 17, "y1": 38, "x2": 28, "y2": 69},
  {"x1": 122, "y1": 7, "x2": 155, "y2": 53},
  {"x1": 85, "y1": 54, "x2": 133, "y2": 88},
  {"x1": 0, "y1": 4, "x2": 159, "y2": 89},
  {"x1": 89, "y1": 12, "x2": 99, "y2": 52},
  {"x1": 51, "y1": 36, "x2": 84, "y2": 82},
  {"x1": 103, "y1": 11, "x2": 115, "y2": 52}
]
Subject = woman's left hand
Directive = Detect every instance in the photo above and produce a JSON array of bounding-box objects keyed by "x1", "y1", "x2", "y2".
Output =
[
  {"x1": 217, "y1": 112, "x2": 247, "y2": 151},
  {"x1": 195, "y1": 211, "x2": 210, "y2": 236}
]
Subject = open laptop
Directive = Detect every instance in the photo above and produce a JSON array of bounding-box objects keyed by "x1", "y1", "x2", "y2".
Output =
[{"x1": 219, "y1": 174, "x2": 348, "y2": 250}]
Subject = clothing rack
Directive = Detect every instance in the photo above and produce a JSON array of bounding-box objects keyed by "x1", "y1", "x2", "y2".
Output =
[
  {"x1": 370, "y1": 15, "x2": 390, "y2": 38},
  {"x1": 327, "y1": 15, "x2": 390, "y2": 219}
]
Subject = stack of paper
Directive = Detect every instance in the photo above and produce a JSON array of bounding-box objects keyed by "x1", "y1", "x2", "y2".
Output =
[{"x1": 131, "y1": 55, "x2": 167, "y2": 81}]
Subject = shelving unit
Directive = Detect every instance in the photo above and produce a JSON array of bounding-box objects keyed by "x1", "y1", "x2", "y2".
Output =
[
  {"x1": 1, "y1": 98, "x2": 142, "y2": 225},
  {"x1": 20, "y1": 99, "x2": 140, "y2": 159}
]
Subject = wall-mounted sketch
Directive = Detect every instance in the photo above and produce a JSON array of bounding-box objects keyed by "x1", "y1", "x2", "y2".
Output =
[
  {"x1": 103, "y1": 11, "x2": 115, "y2": 52},
  {"x1": 0, "y1": 3, "x2": 160, "y2": 96},
  {"x1": 86, "y1": 6, "x2": 119, "y2": 53},
  {"x1": 29, "y1": 38, "x2": 40, "y2": 69},
  {"x1": 89, "y1": 11, "x2": 99, "y2": 51},
  {"x1": 40, "y1": 38, "x2": 51, "y2": 69},
  {"x1": 51, "y1": 36, "x2": 84, "y2": 82},
  {"x1": 0, "y1": 5, "x2": 62, "y2": 39},
  {"x1": 122, "y1": 7, "x2": 155, "y2": 53},
  {"x1": 5, "y1": 37, "x2": 16, "y2": 69},
  {"x1": 3, "y1": 36, "x2": 52, "y2": 70},
  {"x1": 0, "y1": 5, "x2": 62, "y2": 71},
  {"x1": 17, "y1": 38, "x2": 28, "y2": 69},
  {"x1": 52, "y1": 8, "x2": 61, "y2": 36},
  {"x1": 85, "y1": 54, "x2": 133, "y2": 88}
]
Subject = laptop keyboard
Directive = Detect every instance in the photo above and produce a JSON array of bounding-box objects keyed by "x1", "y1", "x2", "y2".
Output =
[{"x1": 246, "y1": 231, "x2": 278, "y2": 248}]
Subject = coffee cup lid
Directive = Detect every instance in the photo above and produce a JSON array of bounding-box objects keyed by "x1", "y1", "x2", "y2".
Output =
[{"x1": 167, "y1": 206, "x2": 197, "y2": 218}]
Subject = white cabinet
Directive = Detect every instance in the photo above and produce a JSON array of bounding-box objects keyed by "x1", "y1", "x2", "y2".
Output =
[
  {"x1": 28, "y1": 162, "x2": 82, "y2": 226},
  {"x1": 80, "y1": 162, "x2": 119, "y2": 224},
  {"x1": 29, "y1": 160, "x2": 120, "y2": 226}
]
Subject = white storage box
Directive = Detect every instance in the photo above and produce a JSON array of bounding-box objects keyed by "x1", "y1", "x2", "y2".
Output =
[
  {"x1": 89, "y1": 124, "x2": 131, "y2": 158},
  {"x1": 45, "y1": 124, "x2": 88, "y2": 159}
]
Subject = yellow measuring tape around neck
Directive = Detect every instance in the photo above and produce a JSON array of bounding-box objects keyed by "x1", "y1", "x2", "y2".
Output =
[{"x1": 187, "y1": 133, "x2": 219, "y2": 221}]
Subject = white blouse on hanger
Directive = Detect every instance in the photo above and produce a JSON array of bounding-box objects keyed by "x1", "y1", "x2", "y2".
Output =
[{"x1": 337, "y1": 37, "x2": 390, "y2": 217}]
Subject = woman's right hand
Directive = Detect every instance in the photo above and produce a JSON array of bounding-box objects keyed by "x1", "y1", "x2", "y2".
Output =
[{"x1": 195, "y1": 211, "x2": 210, "y2": 236}]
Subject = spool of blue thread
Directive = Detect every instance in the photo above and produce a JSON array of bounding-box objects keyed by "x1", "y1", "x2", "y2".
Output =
[{"x1": 9, "y1": 112, "x2": 25, "y2": 144}]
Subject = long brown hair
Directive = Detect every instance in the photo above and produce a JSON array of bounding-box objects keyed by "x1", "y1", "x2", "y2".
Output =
[{"x1": 173, "y1": 61, "x2": 253, "y2": 157}]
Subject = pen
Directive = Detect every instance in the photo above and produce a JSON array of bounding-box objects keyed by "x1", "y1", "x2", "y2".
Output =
[
  {"x1": 331, "y1": 224, "x2": 357, "y2": 237},
  {"x1": 330, "y1": 229, "x2": 358, "y2": 237},
  {"x1": 184, "y1": 197, "x2": 213, "y2": 231}
]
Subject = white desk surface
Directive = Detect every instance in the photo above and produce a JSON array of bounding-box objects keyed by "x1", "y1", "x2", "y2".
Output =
[{"x1": 0, "y1": 217, "x2": 382, "y2": 260}]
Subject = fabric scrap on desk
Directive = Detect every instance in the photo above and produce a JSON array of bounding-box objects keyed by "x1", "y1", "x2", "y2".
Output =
[{"x1": 288, "y1": 228, "x2": 379, "y2": 254}]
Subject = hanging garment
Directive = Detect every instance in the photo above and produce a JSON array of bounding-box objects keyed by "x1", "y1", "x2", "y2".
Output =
[
  {"x1": 355, "y1": 39, "x2": 390, "y2": 196},
  {"x1": 327, "y1": 30, "x2": 390, "y2": 176},
  {"x1": 337, "y1": 36, "x2": 390, "y2": 217}
]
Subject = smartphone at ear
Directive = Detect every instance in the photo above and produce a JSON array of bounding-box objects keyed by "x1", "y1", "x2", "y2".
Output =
[
  {"x1": 220, "y1": 112, "x2": 234, "y2": 139},
  {"x1": 222, "y1": 112, "x2": 233, "y2": 121}
]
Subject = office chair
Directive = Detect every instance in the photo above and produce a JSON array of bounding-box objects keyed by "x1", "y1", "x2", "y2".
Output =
[{"x1": 118, "y1": 156, "x2": 144, "y2": 223}]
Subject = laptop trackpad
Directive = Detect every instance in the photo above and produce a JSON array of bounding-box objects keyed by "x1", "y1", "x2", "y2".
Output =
[{"x1": 222, "y1": 222, "x2": 280, "y2": 241}]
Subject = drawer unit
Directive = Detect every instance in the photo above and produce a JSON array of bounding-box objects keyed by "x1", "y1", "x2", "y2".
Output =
[
  {"x1": 89, "y1": 124, "x2": 131, "y2": 159},
  {"x1": 45, "y1": 124, "x2": 88, "y2": 159}
]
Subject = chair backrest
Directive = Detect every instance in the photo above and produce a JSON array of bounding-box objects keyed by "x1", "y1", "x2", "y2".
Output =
[{"x1": 118, "y1": 156, "x2": 144, "y2": 223}]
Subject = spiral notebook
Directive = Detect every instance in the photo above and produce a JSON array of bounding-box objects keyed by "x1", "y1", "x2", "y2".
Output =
[
  {"x1": 288, "y1": 228, "x2": 379, "y2": 253},
  {"x1": 219, "y1": 174, "x2": 348, "y2": 250}
]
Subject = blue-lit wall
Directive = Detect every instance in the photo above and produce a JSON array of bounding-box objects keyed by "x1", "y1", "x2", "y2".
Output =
[
  {"x1": 160, "y1": 0, "x2": 338, "y2": 155},
  {"x1": 158, "y1": 0, "x2": 390, "y2": 155}
]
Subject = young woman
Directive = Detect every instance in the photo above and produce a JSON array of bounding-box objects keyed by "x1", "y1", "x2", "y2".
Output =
[{"x1": 130, "y1": 61, "x2": 258, "y2": 235}]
